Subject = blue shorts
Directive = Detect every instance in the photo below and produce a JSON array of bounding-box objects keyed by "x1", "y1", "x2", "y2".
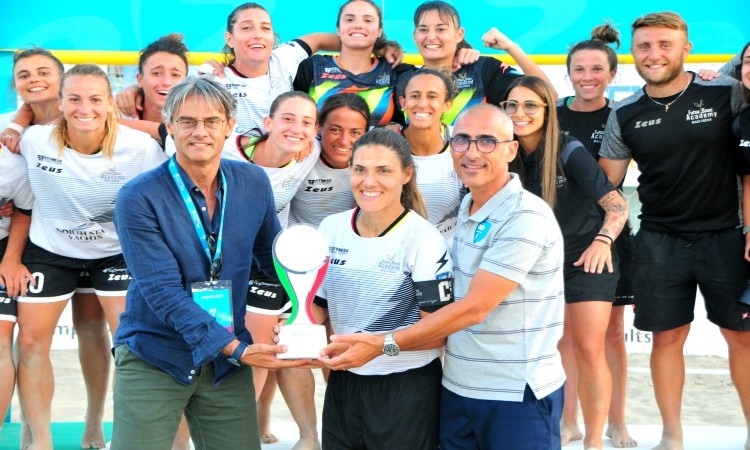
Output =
[{"x1": 440, "y1": 384, "x2": 564, "y2": 450}]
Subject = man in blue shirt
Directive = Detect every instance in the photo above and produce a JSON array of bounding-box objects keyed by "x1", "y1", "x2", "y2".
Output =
[{"x1": 111, "y1": 77, "x2": 304, "y2": 449}]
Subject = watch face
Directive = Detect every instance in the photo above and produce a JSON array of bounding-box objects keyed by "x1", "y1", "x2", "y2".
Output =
[{"x1": 383, "y1": 343, "x2": 400, "y2": 356}]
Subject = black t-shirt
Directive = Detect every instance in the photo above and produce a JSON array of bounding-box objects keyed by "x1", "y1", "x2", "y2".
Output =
[
  {"x1": 514, "y1": 133, "x2": 615, "y2": 263},
  {"x1": 600, "y1": 73, "x2": 743, "y2": 236},
  {"x1": 556, "y1": 97, "x2": 612, "y2": 160}
]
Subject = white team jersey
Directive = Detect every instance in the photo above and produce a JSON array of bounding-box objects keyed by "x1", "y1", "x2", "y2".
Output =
[
  {"x1": 20, "y1": 124, "x2": 166, "y2": 259},
  {"x1": 414, "y1": 150, "x2": 465, "y2": 241},
  {"x1": 0, "y1": 149, "x2": 34, "y2": 241},
  {"x1": 288, "y1": 158, "x2": 353, "y2": 227},
  {"x1": 317, "y1": 209, "x2": 453, "y2": 376},
  {"x1": 205, "y1": 41, "x2": 310, "y2": 135},
  {"x1": 221, "y1": 135, "x2": 320, "y2": 229}
]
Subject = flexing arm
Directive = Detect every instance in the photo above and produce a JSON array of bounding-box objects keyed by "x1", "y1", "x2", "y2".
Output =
[{"x1": 481, "y1": 27, "x2": 557, "y2": 99}]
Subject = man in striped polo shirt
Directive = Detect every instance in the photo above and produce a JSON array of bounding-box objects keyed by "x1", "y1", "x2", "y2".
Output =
[{"x1": 324, "y1": 104, "x2": 566, "y2": 449}]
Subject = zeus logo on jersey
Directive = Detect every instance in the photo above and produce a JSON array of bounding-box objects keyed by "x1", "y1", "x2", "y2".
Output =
[
  {"x1": 36, "y1": 154, "x2": 63, "y2": 174},
  {"x1": 305, "y1": 178, "x2": 334, "y2": 192},
  {"x1": 634, "y1": 118, "x2": 661, "y2": 129}
]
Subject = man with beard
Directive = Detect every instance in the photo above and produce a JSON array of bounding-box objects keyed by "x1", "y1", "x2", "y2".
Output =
[{"x1": 599, "y1": 12, "x2": 750, "y2": 450}]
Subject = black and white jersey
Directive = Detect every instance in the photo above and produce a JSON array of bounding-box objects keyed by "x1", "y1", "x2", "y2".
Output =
[
  {"x1": 316, "y1": 209, "x2": 453, "y2": 376},
  {"x1": 600, "y1": 74, "x2": 743, "y2": 235},
  {"x1": 0, "y1": 149, "x2": 34, "y2": 240},
  {"x1": 20, "y1": 124, "x2": 166, "y2": 258},
  {"x1": 413, "y1": 149, "x2": 465, "y2": 241},
  {"x1": 288, "y1": 157, "x2": 353, "y2": 228}
]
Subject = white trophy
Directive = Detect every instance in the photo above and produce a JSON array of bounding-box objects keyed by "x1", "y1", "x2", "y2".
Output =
[{"x1": 273, "y1": 225, "x2": 330, "y2": 359}]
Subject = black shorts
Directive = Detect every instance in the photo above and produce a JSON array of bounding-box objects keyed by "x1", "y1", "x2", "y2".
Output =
[
  {"x1": 323, "y1": 358, "x2": 441, "y2": 450},
  {"x1": 0, "y1": 238, "x2": 17, "y2": 322},
  {"x1": 613, "y1": 221, "x2": 635, "y2": 306},
  {"x1": 19, "y1": 241, "x2": 130, "y2": 302},
  {"x1": 632, "y1": 228, "x2": 750, "y2": 332},
  {"x1": 563, "y1": 248, "x2": 619, "y2": 304},
  {"x1": 245, "y1": 265, "x2": 290, "y2": 316}
]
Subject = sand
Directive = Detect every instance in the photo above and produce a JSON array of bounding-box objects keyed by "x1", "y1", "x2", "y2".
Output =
[{"x1": 4, "y1": 350, "x2": 746, "y2": 447}]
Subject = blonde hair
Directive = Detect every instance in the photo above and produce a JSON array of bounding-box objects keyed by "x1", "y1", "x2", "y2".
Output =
[
  {"x1": 54, "y1": 64, "x2": 118, "y2": 158},
  {"x1": 632, "y1": 12, "x2": 688, "y2": 37},
  {"x1": 505, "y1": 76, "x2": 562, "y2": 208}
]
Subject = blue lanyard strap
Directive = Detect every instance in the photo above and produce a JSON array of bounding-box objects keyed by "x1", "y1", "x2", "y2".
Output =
[{"x1": 168, "y1": 157, "x2": 227, "y2": 281}]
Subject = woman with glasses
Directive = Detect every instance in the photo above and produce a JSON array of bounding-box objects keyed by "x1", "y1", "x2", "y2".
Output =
[
  {"x1": 555, "y1": 24, "x2": 638, "y2": 449},
  {"x1": 399, "y1": 68, "x2": 465, "y2": 240},
  {"x1": 501, "y1": 75, "x2": 628, "y2": 450},
  {"x1": 313, "y1": 128, "x2": 453, "y2": 450},
  {"x1": 15, "y1": 64, "x2": 166, "y2": 450}
]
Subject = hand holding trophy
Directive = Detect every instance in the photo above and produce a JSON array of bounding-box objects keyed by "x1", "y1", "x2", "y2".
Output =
[{"x1": 273, "y1": 225, "x2": 330, "y2": 359}]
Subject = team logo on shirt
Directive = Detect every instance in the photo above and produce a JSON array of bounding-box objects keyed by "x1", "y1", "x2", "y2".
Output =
[
  {"x1": 634, "y1": 118, "x2": 661, "y2": 129},
  {"x1": 305, "y1": 179, "x2": 334, "y2": 192},
  {"x1": 56, "y1": 223, "x2": 105, "y2": 242},
  {"x1": 556, "y1": 174, "x2": 566, "y2": 189},
  {"x1": 685, "y1": 100, "x2": 718, "y2": 124},
  {"x1": 473, "y1": 219, "x2": 491, "y2": 243},
  {"x1": 590, "y1": 127, "x2": 605, "y2": 144},
  {"x1": 740, "y1": 140, "x2": 750, "y2": 148},
  {"x1": 375, "y1": 73, "x2": 391, "y2": 87},
  {"x1": 101, "y1": 165, "x2": 125, "y2": 183},
  {"x1": 36, "y1": 155, "x2": 63, "y2": 174},
  {"x1": 454, "y1": 73, "x2": 474, "y2": 89},
  {"x1": 329, "y1": 246, "x2": 348, "y2": 266},
  {"x1": 282, "y1": 175, "x2": 300, "y2": 189},
  {"x1": 378, "y1": 253, "x2": 401, "y2": 273}
]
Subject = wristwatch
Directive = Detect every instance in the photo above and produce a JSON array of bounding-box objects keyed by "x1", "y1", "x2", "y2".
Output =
[
  {"x1": 227, "y1": 341, "x2": 249, "y2": 366},
  {"x1": 382, "y1": 333, "x2": 400, "y2": 357}
]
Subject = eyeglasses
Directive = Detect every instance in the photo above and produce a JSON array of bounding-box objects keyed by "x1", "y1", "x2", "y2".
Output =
[
  {"x1": 498, "y1": 100, "x2": 547, "y2": 115},
  {"x1": 174, "y1": 118, "x2": 225, "y2": 134},
  {"x1": 449, "y1": 136, "x2": 513, "y2": 154}
]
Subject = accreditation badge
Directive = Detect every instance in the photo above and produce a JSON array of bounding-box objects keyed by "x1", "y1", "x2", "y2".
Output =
[{"x1": 191, "y1": 280, "x2": 233, "y2": 332}]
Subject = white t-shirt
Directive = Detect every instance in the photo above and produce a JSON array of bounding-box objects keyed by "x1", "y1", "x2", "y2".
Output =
[
  {"x1": 0, "y1": 149, "x2": 34, "y2": 241},
  {"x1": 413, "y1": 150, "x2": 465, "y2": 241},
  {"x1": 206, "y1": 41, "x2": 311, "y2": 135},
  {"x1": 288, "y1": 157, "x2": 353, "y2": 227},
  {"x1": 20, "y1": 124, "x2": 166, "y2": 258}
]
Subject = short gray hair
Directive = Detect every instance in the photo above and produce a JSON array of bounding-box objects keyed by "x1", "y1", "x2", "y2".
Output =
[{"x1": 161, "y1": 77, "x2": 237, "y2": 123}]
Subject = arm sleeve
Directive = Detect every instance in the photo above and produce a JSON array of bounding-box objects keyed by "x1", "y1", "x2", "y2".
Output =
[
  {"x1": 114, "y1": 185, "x2": 235, "y2": 367},
  {"x1": 481, "y1": 57, "x2": 522, "y2": 105},
  {"x1": 599, "y1": 108, "x2": 632, "y2": 160},
  {"x1": 565, "y1": 143, "x2": 616, "y2": 203},
  {"x1": 293, "y1": 57, "x2": 315, "y2": 94},
  {"x1": 409, "y1": 230, "x2": 454, "y2": 312}
]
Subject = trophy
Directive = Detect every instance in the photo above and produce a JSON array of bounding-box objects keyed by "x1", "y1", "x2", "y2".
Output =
[{"x1": 273, "y1": 225, "x2": 330, "y2": 359}]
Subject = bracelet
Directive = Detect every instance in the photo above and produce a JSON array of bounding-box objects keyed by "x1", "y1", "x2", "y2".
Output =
[
  {"x1": 593, "y1": 237, "x2": 611, "y2": 246},
  {"x1": 6, "y1": 123, "x2": 24, "y2": 134},
  {"x1": 743, "y1": 226, "x2": 750, "y2": 235},
  {"x1": 596, "y1": 233, "x2": 613, "y2": 245}
]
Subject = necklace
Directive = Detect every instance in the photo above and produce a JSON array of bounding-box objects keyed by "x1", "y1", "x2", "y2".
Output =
[{"x1": 644, "y1": 75, "x2": 691, "y2": 112}]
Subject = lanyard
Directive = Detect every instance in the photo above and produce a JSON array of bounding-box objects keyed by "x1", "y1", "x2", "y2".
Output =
[{"x1": 168, "y1": 157, "x2": 227, "y2": 281}]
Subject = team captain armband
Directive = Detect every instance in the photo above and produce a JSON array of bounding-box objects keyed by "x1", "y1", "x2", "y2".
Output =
[{"x1": 415, "y1": 279, "x2": 454, "y2": 312}]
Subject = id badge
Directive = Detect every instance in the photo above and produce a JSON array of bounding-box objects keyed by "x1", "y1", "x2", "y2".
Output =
[{"x1": 191, "y1": 280, "x2": 233, "y2": 333}]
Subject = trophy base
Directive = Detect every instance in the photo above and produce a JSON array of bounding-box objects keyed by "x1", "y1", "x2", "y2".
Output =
[{"x1": 276, "y1": 324, "x2": 328, "y2": 359}]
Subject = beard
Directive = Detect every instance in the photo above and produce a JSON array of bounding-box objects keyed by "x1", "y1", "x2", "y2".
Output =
[{"x1": 635, "y1": 61, "x2": 684, "y2": 87}]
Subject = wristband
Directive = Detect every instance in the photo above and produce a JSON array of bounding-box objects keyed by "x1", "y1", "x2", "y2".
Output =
[
  {"x1": 596, "y1": 233, "x2": 613, "y2": 245},
  {"x1": 227, "y1": 341, "x2": 249, "y2": 366},
  {"x1": 6, "y1": 123, "x2": 24, "y2": 134},
  {"x1": 593, "y1": 237, "x2": 611, "y2": 246},
  {"x1": 743, "y1": 226, "x2": 750, "y2": 235}
]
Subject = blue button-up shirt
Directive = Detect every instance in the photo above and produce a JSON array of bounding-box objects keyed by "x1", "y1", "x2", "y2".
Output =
[{"x1": 113, "y1": 157, "x2": 281, "y2": 385}]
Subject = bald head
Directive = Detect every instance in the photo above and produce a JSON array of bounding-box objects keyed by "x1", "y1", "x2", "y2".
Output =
[{"x1": 454, "y1": 104, "x2": 514, "y2": 140}]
